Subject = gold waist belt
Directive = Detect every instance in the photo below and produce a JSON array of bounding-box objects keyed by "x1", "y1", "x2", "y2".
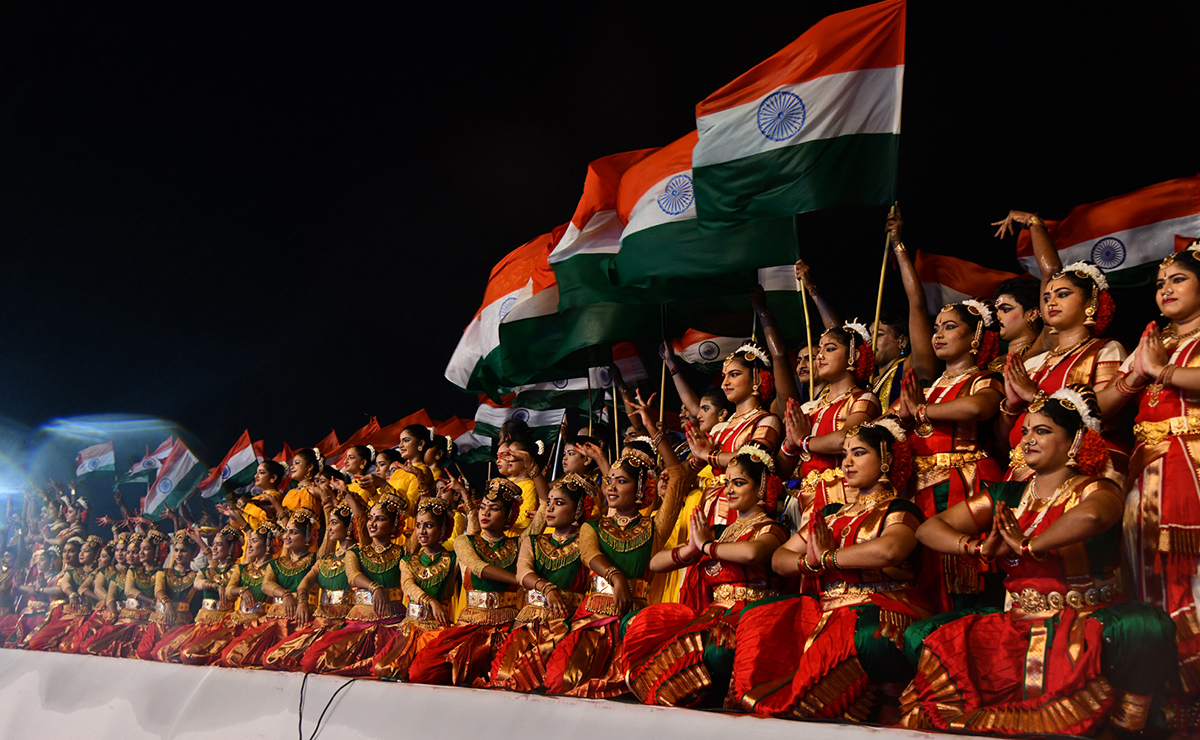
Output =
[
  {"x1": 320, "y1": 589, "x2": 349, "y2": 606},
  {"x1": 800, "y1": 467, "x2": 843, "y2": 491},
  {"x1": 271, "y1": 593, "x2": 316, "y2": 607},
  {"x1": 200, "y1": 598, "x2": 228, "y2": 612},
  {"x1": 1009, "y1": 583, "x2": 1118, "y2": 613},
  {"x1": 914, "y1": 451, "x2": 988, "y2": 472},
  {"x1": 712, "y1": 583, "x2": 777, "y2": 604},
  {"x1": 1133, "y1": 415, "x2": 1200, "y2": 446},
  {"x1": 589, "y1": 574, "x2": 649, "y2": 599},
  {"x1": 524, "y1": 588, "x2": 583, "y2": 608},
  {"x1": 466, "y1": 590, "x2": 521, "y2": 610},
  {"x1": 156, "y1": 601, "x2": 191, "y2": 614},
  {"x1": 352, "y1": 587, "x2": 404, "y2": 606}
]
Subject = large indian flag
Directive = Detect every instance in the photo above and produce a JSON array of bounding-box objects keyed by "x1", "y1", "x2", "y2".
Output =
[
  {"x1": 693, "y1": 0, "x2": 905, "y2": 230},
  {"x1": 1016, "y1": 175, "x2": 1200, "y2": 289},
  {"x1": 145, "y1": 439, "x2": 206, "y2": 515},
  {"x1": 610, "y1": 131, "x2": 796, "y2": 291},
  {"x1": 916, "y1": 252, "x2": 1021, "y2": 315},
  {"x1": 513, "y1": 367, "x2": 610, "y2": 411},
  {"x1": 672, "y1": 329, "x2": 748, "y2": 373},
  {"x1": 198, "y1": 430, "x2": 261, "y2": 499},
  {"x1": 76, "y1": 441, "x2": 115, "y2": 479}
]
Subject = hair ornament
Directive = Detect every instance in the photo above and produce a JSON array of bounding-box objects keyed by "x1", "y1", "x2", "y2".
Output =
[
  {"x1": 1044, "y1": 387, "x2": 1102, "y2": 432},
  {"x1": 171, "y1": 530, "x2": 191, "y2": 548},
  {"x1": 1055, "y1": 262, "x2": 1109, "y2": 292},
  {"x1": 486, "y1": 477, "x2": 522, "y2": 503},
  {"x1": 629, "y1": 435, "x2": 654, "y2": 447},
  {"x1": 952, "y1": 299, "x2": 995, "y2": 327},
  {"x1": 1161, "y1": 238, "x2": 1200, "y2": 267},
  {"x1": 843, "y1": 319, "x2": 872, "y2": 348},
  {"x1": 616, "y1": 447, "x2": 655, "y2": 471},
  {"x1": 74, "y1": 496, "x2": 89, "y2": 511},
  {"x1": 734, "y1": 445, "x2": 775, "y2": 472},
  {"x1": 218, "y1": 524, "x2": 243, "y2": 543},
  {"x1": 366, "y1": 444, "x2": 376, "y2": 457},
  {"x1": 65, "y1": 536, "x2": 84, "y2": 548},
  {"x1": 84, "y1": 535, "x2": 105, "y2": 551},
  {"x1": 443, "y1": 435, "x2": 454, "y2": 454},
  {"x1": 725, "y1": 342, "x2": 770, "y2": 368},
  {"x1": 535, "y1": 439, "x2": 545, "y2": 456},
  {"x1": 145, "y1": 529, "x2": 169, "y2": 546},
  {"x1": 376, "y1": 490, "x2": 408, "y2": 515},
  {"x1": 332, "y1": 503, "x2": 353, "y2": 521},
  {"x1": 556, "y1": 473, "x2": 600, "y2": 499},
  {"x1": 416, "y1": 496, "x2": 451, "y2": 517},
  {"x1": 290, "y1": 507, "x2": 320, "y2": 528},
  {"x1": 45, "y1": 544, "x2": 60, "y2": 558}
]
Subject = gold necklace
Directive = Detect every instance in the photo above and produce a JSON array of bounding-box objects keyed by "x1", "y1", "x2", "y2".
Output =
[
  {"x1": 935, "y1": 366, "x2": 975, "y2": 385},
  {"x1": 718, "y1": 511, "x2": 771, "y2": 543},
  {"x1": 725, "y1": 406, "x2": 763, "y2": 426},
  {"x1": 1047, "y1": 336, "x2": 1089, "y2": 358},
  {"x1": 1026, "y1": 473, "x2": 1074, "y2": 503},
  {"x1": 838, "y1": 487, "x2": 895, "y2": 516}
]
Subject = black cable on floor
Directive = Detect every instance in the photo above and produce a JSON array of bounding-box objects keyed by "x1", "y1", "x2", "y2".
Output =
[{"x1": 299, "y1": 672, "x2": 356, "y2": 740}]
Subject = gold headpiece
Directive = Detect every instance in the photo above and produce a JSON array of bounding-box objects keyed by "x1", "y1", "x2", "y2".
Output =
[
  {"x1": 115, "y1": 532, "x2": 130, "y2": 547},
  {"x1": 171, "y1": 530, "x2": 191, "y2": 548},
  {"x1": 1028, "y1": 387, "x2": 1102, "y2": 433},
  {"x1": 127, "y1": 533, "x2": 144, "y2": 548},
  {"x1": 84, "y1": 535, "x2": 105, "y2": 551},
  {"x1": 290, "y1": 507, "x2": 320, "y2": 528},
  {"x1": 554, "y1": 473, "x2": 600, "y2": 499},
  {"x1": 416, "y1": 496, "x2": 451, "y2": 517},
  {"x1": 485, "y1": 477, "x2": 522, "y2": 503},
  {"x1": 1162, "y1": 239, "x2": 1200, "y2": 268},
  {"x1": 615, "y1": 447, "x2": 655, "y2": 471},
  {"x1": 145, "y1": 530, "x2": 168, "y2": 546},
  {"x1": 376, "y1": 490, "x2": 408, "y2": 516},
  {"x1": 218, "y1": 524, "x2": 243, "y2": 542},
  {"x1": 332, "y1": 503, "x2": 353, "y2": 520}
]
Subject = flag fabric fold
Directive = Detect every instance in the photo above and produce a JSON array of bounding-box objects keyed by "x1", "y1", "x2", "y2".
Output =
[
  {"x1": 915, "y1": 252, "x2": 1021, "y2": 315},
  {"x1": 145, "y1": 439, "x2": 205, "y2": 515},
  {"x1": 119, "y1": 437, "x2": 174, "y2": 485},
  {"x1": 1016, "y1": 175, "x2": 1200, "y2": 289},
  {"x1": 198, "y1": 431, "x2": 262, "y2": 499},
  {"x1": 693, "y1": 0, "x2": 905, "y2": 230},
  {"x1": 76, "y1": 441, "x2": 116, "y2": 479}
]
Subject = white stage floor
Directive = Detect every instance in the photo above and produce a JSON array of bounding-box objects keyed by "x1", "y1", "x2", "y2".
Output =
[{"x1": 0, "y1": 648, "x2": 950, "y2": 739}]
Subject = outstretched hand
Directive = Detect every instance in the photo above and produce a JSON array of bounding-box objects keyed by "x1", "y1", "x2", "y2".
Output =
[{"x1": 991, "y1": 210, "x2": 1037, "y2": 240}]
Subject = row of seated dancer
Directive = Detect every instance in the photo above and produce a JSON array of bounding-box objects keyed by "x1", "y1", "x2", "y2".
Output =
[{"x1": 5, "y1": 210, "x2": 1200, "y2": 737}]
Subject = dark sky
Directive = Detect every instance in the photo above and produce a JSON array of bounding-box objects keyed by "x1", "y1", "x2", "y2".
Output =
[{"x1": 2, "y1": 3, "x2": 1199, "y2": 481}]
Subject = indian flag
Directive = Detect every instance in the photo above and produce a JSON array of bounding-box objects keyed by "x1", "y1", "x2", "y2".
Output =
[
  {"x1": 145, "y1": 439, "x2": 206, "y2": 515},
  {"x1": 916, "y1": 252, "x2": 1021, "y2": 315},
  {"x1": 513, "y1": 367, "x2": 610, "y2": 411},
  {"x1": 610, "y1": 131, "x2": 796, "y2": 291},
  {"x1": 669, "y1": 264, "x2": 808, "y2": 345},
  {"x1": 198, "y1": 430, "x2": 262, "y2": 499},
  {"x1": 673, "y1": 329, "x2": 748, "y2": 372},
  {"x1": 75, "y1": 441, "x2": 115, "y2": 479},
  {"x1": 1016, "y1": 175, "x2": 1200, "y2": 289},
  {"x1": 693, "y1": 0, "x2": 905, "y2": 230},
  {"x1": 549, "y1": 149, "x2": 656, "y2": 309},
  {"x1": 120, "y1": 436, "x2": 174, "y2": 485},
  {"x1": 473, "y1": 404, "x2": 566, "y2": 457}
]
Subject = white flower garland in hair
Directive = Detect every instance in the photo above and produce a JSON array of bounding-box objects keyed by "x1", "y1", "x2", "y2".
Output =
[
  {"x1": 731, "y1": 342, "x2": 769, "y2": 366},
  {"x1": 870, "y1": 416, "x2": 908, "y2": 443},
  {"x1": 843, "y1": 319, "x2": 872, "y2": 347},
  {"x1": 366, "y1": 445, "x2": 376, "y2": 458},
  {"x1": 535, "y1": 439, "x2": 545, "y2": 456},
  {"x1": 735, "y1": 445, "x2": 776, "y2": 472},
  {"x1": 630, "y1": 435, "x2": 654, "y2": 447},
  {"x1": 1048, "y1": 387, "x2": 1102, "y2": 432},
  {"x1": 1059, "y1": 261, "x2": 1109, "y2": 292},
  {"x1": 958, "y1": 299, "x2": 995, "y2": 327}
]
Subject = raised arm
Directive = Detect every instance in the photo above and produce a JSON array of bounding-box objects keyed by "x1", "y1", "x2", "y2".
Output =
[
  {"x1": 795, "y1": 260, "x2": 841, "y2": 330},
  {"x1": 663, "y1": 342, "x2": 703, "y2": 419},
  {"x1": 888, "y1": 212, "x2": 936, "y2": 382},
  {"x1": 752, "y1": 284, "x2": 800, "y2": 415}
]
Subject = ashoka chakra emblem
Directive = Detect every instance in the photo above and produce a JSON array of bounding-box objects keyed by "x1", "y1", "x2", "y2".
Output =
[
  {"x1": 221, "y1": 463, "x2": 232, "y2": 480},
  {"x1": 552, "y1": 378, "x2": 569, "y2": 389},
  {"x1": 513, "y1": 409, "x2": 530, "y2": 422},
  {"x1": 85, "y1": 458, "x2": 98, "y2": 471},
  {"x1": 597, "y1": 367, "x2": 612, "y2": 387},
  {"x1": 499, "y1": 297, "x2": 517, "y2": 319},
  {"x1": 1091, "y1": 237, "x2": 1126, "y2": 269},
  {"x1": 157, "y1": 478, "x2": 173, "y2": 493},
  {"x1": 757, "y1": 91, "x2": 806, "y2": 142},
  {"x1": 656, "y1": 175, "x2": 694, "y2": 215},
  {"x1": 698, "y1": 340, "x2": 721, "y2": 361}
]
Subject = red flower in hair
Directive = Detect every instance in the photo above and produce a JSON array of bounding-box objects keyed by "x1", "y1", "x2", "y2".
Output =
[
  {"x1": 1092, "y1": 291, "x2": 1116, "y2": 336},
  {"x1": 853, "y1": 343, "x2": 875, "y2": 385},
  {"x1": 1072, "y1": 429, "x2": 1109, "y2": 477},
  {"x1": 887, "y1": 436, "x2": 913, "y2": 492},
  {"x1": 974, "y1": 330, "x2": 1001, "y2": 369},
  {"x1": 757, "y1": 369, "x2": 775, "y2": 401},
  {"x1": 761, "y1": 473, "x2": 782, "y2": 511}
]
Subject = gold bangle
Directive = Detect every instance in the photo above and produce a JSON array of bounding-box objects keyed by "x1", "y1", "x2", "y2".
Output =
[{"x1": 1028, "y1": 215, "x2": 1045, "y2": 228}]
